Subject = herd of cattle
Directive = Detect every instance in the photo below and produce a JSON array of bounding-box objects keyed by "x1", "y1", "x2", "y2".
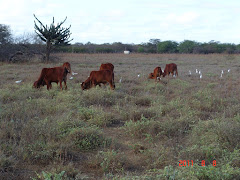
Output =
[{"x1": 33, "y1": 62, "x2": 178, "y2": 90}]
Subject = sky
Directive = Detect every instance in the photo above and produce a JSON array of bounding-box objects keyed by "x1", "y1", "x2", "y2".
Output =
[{"x1": 1, "y1": 0, "x2": 240, "y2": 44}]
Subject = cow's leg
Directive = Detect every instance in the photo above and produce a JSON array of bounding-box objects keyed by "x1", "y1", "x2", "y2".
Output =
[
  {"x1": 59, "y1": 81, "x2": 63, "y2": 90},
  {"x1": 64, "y1": 80, "x2": 67, "y2": 90},
  {"x1": 112, "y1": 73, "x2": 115, "y2": 89},
  {"x1": 46, "y1": 81, "x2": 50, "y2": 90},
  {"x1": 109, "y1": 80, "x2": 115, "y2": 90},
  {"x1": 166, "y1": 71, "x2": 170, "y2": 78},
  {"x1": 110, "y1": 82, "x2": 114, "y2": 90},
  {"x1": 92, "y1": 80, "x2": 96, "y2": 88}
]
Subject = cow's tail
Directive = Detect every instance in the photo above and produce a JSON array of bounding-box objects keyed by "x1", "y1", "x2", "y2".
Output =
[
  {"x1": 112, "y1": 71, "x2": 115, "y2": 88},
  {"x1": 36, "y1": 68, "x2": 47, "y2": 87}
]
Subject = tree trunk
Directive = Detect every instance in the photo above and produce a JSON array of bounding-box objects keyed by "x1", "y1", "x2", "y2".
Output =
[{"x1": 46, "y1": 40, "x2": 51, "y2": 63}]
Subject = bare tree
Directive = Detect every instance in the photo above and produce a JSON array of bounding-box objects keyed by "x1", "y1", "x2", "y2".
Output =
[{"x1": 33, "y1": 14, "x2": 72, "y2": 62}]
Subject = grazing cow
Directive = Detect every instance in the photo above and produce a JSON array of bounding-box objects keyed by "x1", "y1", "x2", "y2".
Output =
[
  {"x1": 33, "y1": 62, "x2": 71, "y2": 90},
  {"x1": 81, "y1": 70, "x2": 115, "y2": 90},
  {"x1": 148, "y1": 66, "x2": 163, "y2": 82},
  {"x1": 99, "y1": 63, "x2": 114, "y2": 72},
  {"x1": 163, "y1": 63, "x2": 178, "y2": 77}
]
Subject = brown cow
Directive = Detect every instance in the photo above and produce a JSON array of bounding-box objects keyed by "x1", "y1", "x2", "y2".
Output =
[
  {"x1": 163, "y1": 63, "x2": 178, "y2": 77},
  {"x1": 99, "y1": 63, "x2": 114, "y2": 72},
  {"x1": 148, "y1": 66, "x2": 163, "y2": 82},
  {"x1": 99, "y1": 63, "x2": 114, "y2": 87},
  {"x1": 33, "y1": 62, "x2": 71, "y2": 90},
  {"x1": 81, "y1": 70, "x2": 115, "y2": 90}
]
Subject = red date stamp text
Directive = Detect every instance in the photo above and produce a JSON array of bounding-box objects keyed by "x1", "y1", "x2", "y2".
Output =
[{"x1": 179, "y1": 160, "x2": 216, "y2": 167}]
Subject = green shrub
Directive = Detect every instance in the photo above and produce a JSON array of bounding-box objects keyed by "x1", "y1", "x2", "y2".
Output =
[
  {"x1": 33, "y1": 171, "x2": 66, "y2": 180},
  {"x1": 123, "y1": 116, "x2": 158, "y2": 139},
  {"x1": 24, "y1": 141, "x2": 54, "y2": 165},
  {"x1": 0, "y1": 153, "x2": 15, "y2": 171},
  {"x1": 81, "y1": 88, "x2": 116, "y2": 107},
  {"x1": 96, "y1": 150, "x2": 127, "y2": 173},
  {"x1": 142, "y1": 147, "x2": 175, "y2": 169},
  {"x1": 78, "y1": 106, "x2": 95, "y2": 121},
  {"x1": 134, "y1": 96, "x2": 152, "y2": 106},
  {"x1": 78, "y1": 106, "x2": 116, "y2": 127},
  {"x1": 216, "y1": 118, "x2": 240, "y2": 149},
  {"x1": 192, "y1": 89, "x2": 225, "y2": 112},
  {"x1": 64, "y1": 126, "x2": 111, "y2": 151}
]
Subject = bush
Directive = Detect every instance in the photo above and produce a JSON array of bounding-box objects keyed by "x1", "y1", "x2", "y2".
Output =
[
  {"x1": 0, "y1": 153, "x2": 15, "y2": 171},
  {"x1": 64, "y1": 126, "x2": 111, "y2": 151},
  {"x1": 96, "y1": 150, "x2": 127, "y2": 174},
  {"x1": 123, "y1": 116, "x2": 159, "y2": 139},
  {"x1": 78, "y1": 106, "x2": 117, "y2": 127},
  {"x1": 33, "y1": 171, "x2": 66, "y2": 180},
  {"x1": 216, "y1": 118, "x2": 240, "y2": 150},
  {"x1": 138, "y1": 46, "x2": 145, "y2": 53},
  {"x1": 134, "y1": 97, "x2": 152, "y2": 106},
  {"x1": 81, "y1": 88, "x2": 116, "y2": 107}
]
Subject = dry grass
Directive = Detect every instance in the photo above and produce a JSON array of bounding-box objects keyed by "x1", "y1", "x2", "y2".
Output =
[{"x1": 0, "y1": 53, "x2": 240, "y2": 179}]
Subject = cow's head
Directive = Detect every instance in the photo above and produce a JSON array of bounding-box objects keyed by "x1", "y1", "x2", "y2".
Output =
[
  {"x1": 63, "y1": 62, "x2": 71, "y2": 74},
  {"x1": 162, "y1": 70, "x2": 168, "y2": 77},
  {"x1": 64, "y1": 67, "x2": 70, "y2": 74},
  {"x1": 148, "y1": 73, "x2": 154, "y2": 79},
  {"x1": 33, "y1": 80, "x2": 45, "y2": 88},
  {"x1": 81, "y1": 81, "x2": 91, "y2": 90},
  {"x1": 33, "y1": 81, "x2": 39, "y2": 88},
  {"x1": 33, "y1": 79, "x2": 46, "y2": 89}
]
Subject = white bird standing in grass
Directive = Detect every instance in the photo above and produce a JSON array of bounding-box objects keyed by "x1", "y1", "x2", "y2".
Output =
[
  {"x1": 137, "y1": 74, "x2": 140, "y2": 78},
  {"x1": 228, "y1": 69, "x2": 230, "y2": 73},
  {"x1": 199, "y1": 70, "x2": 201, "y2": 75},
  {"x1": 72, "y1": 72, "x2": 78, "y2": 75},
  {"x1": 196, "y1": 69, "x2": 198, "y2": 74},
  {"x1": 200, "y1": 73, "x2": 202, "y2": 79},
  {"x1": 15, "y1": 80, "x2": 22, "y2": 83},
  {"x1": 119, "y1": 77, "x2": 122, "y2": 83},
  {"x1": 220, "y1": 70, "x2": 224, "y2": 78},
  {"x1": 189, "y1": 70, "x2": 191, "y2": 75}
]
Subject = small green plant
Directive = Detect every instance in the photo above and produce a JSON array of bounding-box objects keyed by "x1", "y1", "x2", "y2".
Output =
[
  {"x1": 122, "y1": 115, "x2": 157, "y2": 138},
  {"x1": 65, "y1": 126, "x2": 111, "y2": 151},
  {"x1": 32, "y1": 170, "x2": 65, "y2": 180},
  {"x1": 97, "y1": 150, "x2": 126, "y2": 173},
  {"x1": 0, "y1": 153, "x2": 15, "y2": 170}
]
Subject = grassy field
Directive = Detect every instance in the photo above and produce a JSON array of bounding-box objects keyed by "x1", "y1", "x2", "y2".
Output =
[{"x1": 0, "y1": 53, "x2": 240, "y2": 179}]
